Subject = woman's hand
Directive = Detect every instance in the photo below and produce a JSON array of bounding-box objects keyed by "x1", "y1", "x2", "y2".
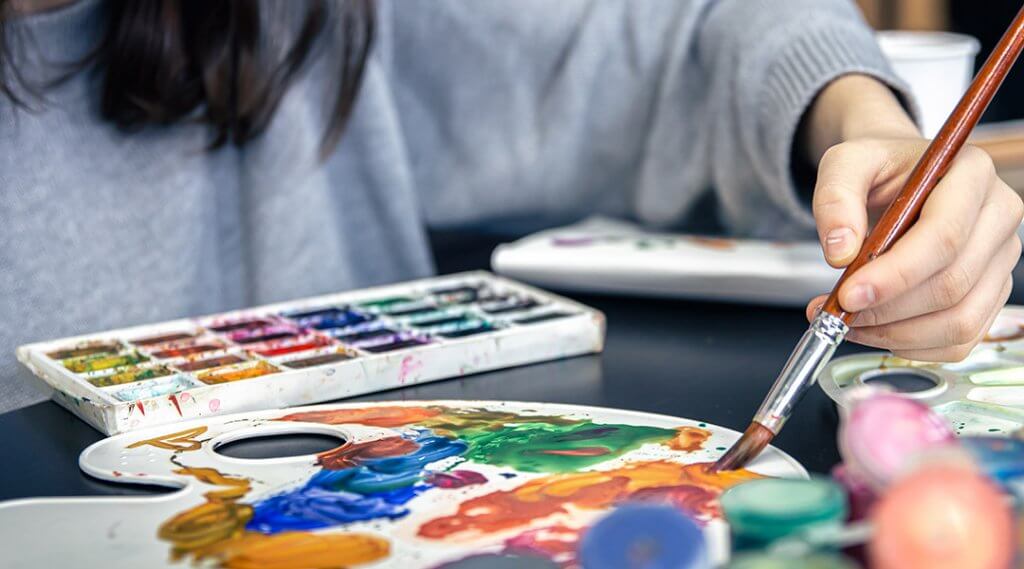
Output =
[{"x1": 802, "y1": 75, "x2": 1023, "y2": 362}]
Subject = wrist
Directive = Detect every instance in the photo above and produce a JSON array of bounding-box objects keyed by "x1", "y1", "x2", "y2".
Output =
[{"x1": 805, "y1": 74, "x2": 919, "y2": 161}]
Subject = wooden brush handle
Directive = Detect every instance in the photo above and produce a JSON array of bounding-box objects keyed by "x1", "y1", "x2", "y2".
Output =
[{"x1": 823, "y1": 5, "x2": 1024, "y2": 324}]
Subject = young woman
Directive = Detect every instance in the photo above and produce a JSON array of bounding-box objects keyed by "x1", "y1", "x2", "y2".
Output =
[{"x1": 1, "y1": 0, "x2": 1020, "y2": 412}]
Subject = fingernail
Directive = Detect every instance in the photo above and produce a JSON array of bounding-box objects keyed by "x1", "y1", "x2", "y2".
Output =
[
  {"x1": 847, "y1": 284, "x2": 877, "y2": 312},
  {"x1": 824, "y1": 227, "x2": 855, "y2": 262}
]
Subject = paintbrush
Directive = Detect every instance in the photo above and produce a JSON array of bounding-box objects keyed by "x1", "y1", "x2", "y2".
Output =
[{"x1": 713, "y1": 6, "x2": 1024, "y2": 472}]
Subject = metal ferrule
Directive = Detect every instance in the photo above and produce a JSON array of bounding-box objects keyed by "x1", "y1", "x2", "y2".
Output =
[{"x1": 753, "y1": 311, "x2": 849, "y2": 434}]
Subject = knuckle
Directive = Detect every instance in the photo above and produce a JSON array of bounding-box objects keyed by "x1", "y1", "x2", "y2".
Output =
[
  {"x1": 964, "y1": 145, "x2": 996, "y2": 177},
  {"x1": 1006, "y1": 188, "x2": 1024, "y2": 225},
  {"x1": 934, "y1": 224, "x2": 963, "y2": 266},
  {"x1": 933, "y1": 264, "x2": 973, "y2": 307},
  {"x1": 948, "y1": 308, "x2": 983, "y2": 345},
  {"x1": 950, "y1": 343, "x2": 975, "y2": 362}
]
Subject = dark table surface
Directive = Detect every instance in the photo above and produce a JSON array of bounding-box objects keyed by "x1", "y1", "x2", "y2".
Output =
[{"x1": 3, "y1": 232, "x2": 1022, "y2": 502}]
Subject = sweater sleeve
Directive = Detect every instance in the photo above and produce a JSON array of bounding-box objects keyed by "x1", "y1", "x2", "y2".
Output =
[{"x1": 693, "y1": 0, "x2": 915, "y2": 239}]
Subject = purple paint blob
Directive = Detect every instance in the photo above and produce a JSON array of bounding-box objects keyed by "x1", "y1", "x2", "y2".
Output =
[{"x1": 427, "y1": 470, "x2": 488, "y2": 489}]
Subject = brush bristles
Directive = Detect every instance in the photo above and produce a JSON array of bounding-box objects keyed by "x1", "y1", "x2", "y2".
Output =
[{"x1": 710, "y1": 422, "x2": 775, "y2": 472}]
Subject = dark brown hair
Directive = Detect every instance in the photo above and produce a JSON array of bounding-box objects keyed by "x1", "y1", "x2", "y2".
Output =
[{"x1": 0, "y1": 0, "x2": 374, "y2": 155}]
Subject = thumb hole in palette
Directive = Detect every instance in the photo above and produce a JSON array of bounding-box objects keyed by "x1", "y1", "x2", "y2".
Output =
[{"x1": 215, "y1": 432, "x2": 347, "y2": 460}]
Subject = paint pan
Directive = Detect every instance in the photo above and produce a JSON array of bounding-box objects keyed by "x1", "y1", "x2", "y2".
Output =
[
  {"x1": 327, "y1": 321, "x2": 399, "y2": 344},
  {"x1": 197, "y1": 360, "x2": 280, "y2": 385},
  {"x1": 283, "y1": 306, "x2": 372, "y2": 330},
  {"x1": 63, "y1": 351, "x2": 148, "y2": 373},
  {"x1": 820, "y1": 308, "x2": 1024, "y2": 436},
  {"x1": 480, "y1": 296, "x2": 541, "y2": 315},
  {"x1": 129, "y1": 331, "x2": 197, "y2": 347},
  {"x1": 88, "y1": 365, "x2": 175, "y2": 388},
  {"x1": 403, "y1": 307, "x2": 471, "y2": 328},
  {"x1": 108, "y1": 374, "x2": 199, "y2": 402},
  {"x1": 46, "y1": 341, "x2": 123, "y2": 361},
  {"x1": 431, "y1": 284, "x2": 486, "y2": 305},
  {"x1": 205, "y1": 316, "x2": 275, "y2": 333},
  {"x1": 248, "y1": 335, "x2": 335, "y2": 357},
  {"x1": 721, "y1": 478, "x2": 847, "y2": 551},
  {"x1": 431, "y1": 319, "x2": 496, "y2": 339},
  {"x1": 149, "y1": 338, "x2": 226, "y2": 359},
  {"x1": 281, "y1": 350, "x2": 357, "y2": 369},
  {"x1": 227, "y1": 324, "x2": 300, "y2": 345},
  {"x1": 173, "y1": 354, "x2": 247, "y2": 372},
  {"x1": 353, "y1": 332, "x2": 430, "y2": 353}
]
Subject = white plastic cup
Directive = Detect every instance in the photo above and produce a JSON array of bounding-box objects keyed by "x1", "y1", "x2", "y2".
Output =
[{"x1": 876, "y1": 31, "x2": 981, "y2": 138}]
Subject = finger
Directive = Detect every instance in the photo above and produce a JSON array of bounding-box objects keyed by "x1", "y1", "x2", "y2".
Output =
[
  {"x1": 854, "y1": 191, "x2": 1023, "y2": 328},
  {"x1": 891, "y1": 277, "x2": 1012, "y2": 362},
  {"x1": 838, "y1": 146, "x2": 995, "y2": 313},
  {"x1": 805, "y1": 294, "x2": 828, "y2": 322},
  {"x1": 847, "y1": 253, "x2": 1012, "y2": 351},
  {"x1": 813, "y1": 142, "x2": 887, "y2": 267}
]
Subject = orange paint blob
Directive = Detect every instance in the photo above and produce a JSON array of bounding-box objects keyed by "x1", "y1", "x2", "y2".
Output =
[
  {"x1": 277, "y1": 406, "x2": 441, "y2": 427},
  {"x1": 209, "y1": 531, "x2": 390, "y2": 569},
  {"x1": 418, "y1": 461, "x2": 761, "y2": 539},
  {"x1": 667, "y1": 427, "x2": 711, "y2": 452},
  {"x1": 869, "y1": 463, "x2": 1015, "y2": 569},
  {"x1": 317, "y1": 437, "x2": 421, "y2": 470}
]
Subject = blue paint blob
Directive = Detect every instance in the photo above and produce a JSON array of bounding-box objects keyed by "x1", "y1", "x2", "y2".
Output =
[
  {"x1": 285, "y1": 306, "x2": 372, "y2": 330},
  {"x1": 579, "y1": 504, "x2": 707, "y2": 569},
  {"x1": 245, "y1": 430, "x2": 467, "y2": 533}
]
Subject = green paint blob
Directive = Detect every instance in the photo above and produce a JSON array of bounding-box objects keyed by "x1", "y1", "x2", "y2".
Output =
[{"x1": 460, "y1": 421, "x2": 676, "y2": 473}]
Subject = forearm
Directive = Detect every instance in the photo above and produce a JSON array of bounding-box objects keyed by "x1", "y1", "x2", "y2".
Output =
[{"x1": 804, "y1": 74, "x2": 919, "y2": 163}]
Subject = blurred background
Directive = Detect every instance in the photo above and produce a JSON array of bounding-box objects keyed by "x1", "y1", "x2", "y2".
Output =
[{"x1": 856, "y1": 0, "x2": 1024, "y2": 190}]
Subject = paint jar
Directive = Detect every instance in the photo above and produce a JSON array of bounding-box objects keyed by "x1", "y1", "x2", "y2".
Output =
[
  {"x1": 721, "y1": 478, "x2": 847, "y2": 553},
  {"x1": 959, "y1": 436, "x2": 1024, "y2": 505},
  {"x1": 837, "y1": 389, "x2": 955, "y2": 491},
  {"x1": 877, "y1": 31, "x2": 980, "y2": 138},
  {"x1": 869, "y1": 459, "x2": 1015, "y2": 569},
  {"x1": 829, "y1": 464, "x2": 876, "y2": 522},
  {"x1": 578, "y1": 504, "x2": 708, "y2": 569},
  {"x1": 724, "y1": 552, "x2": 858, "y2": 569}
]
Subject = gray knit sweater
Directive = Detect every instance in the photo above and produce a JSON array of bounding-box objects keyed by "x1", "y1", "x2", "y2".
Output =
[{"x1": 0, "y1": 0, "x2": 908, "y2": 412}]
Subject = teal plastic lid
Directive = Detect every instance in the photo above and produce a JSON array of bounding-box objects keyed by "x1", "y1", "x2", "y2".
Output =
[
  {"x1": 725, "y1": 552, "x2": 858, "y2": 569},
  {"x1": 721, "y1": 478, "x2": 848, "y2": 542}
]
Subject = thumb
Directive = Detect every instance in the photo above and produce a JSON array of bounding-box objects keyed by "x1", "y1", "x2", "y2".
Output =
[{"x1": 812, "y1": 142, "x2": 882, "y2": 268}]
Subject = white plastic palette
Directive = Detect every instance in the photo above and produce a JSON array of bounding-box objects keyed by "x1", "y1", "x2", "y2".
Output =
[
  {"x1": 0, "y1": 400, "x2": 806, "y2": 568},
  {"x1": 17, "y1": 272, "x2": 604, "y2": 435},
  {"x1": 820, "y1": 305, "x2": 1024, "y2": 436}
]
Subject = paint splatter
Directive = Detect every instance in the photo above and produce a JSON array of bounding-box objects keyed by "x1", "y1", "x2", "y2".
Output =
[
  {"x1": 667, "y1": 426, "x2": 710, "y2": 452},
  {"x1": 128, "y1": 426, "x2": 208, "y2": 452},
  {"x1": 158, "y1": 465, "x2": 388, "y2": 568},
  {"x1": 458, "y1": 422, "x2": 678, "y2": 473},
  {"x1": 427, "y1": 470, "x2": 488, "y2": 489},
  {"x1": 398, "y1": 355, "x2": 424, "y2": 384},
  {"x1": 418, "y1": 461, "x2": 761, "y2": 539},
  {"x1": 245, "y1": 431, "x2": 467, "y2": 532}
]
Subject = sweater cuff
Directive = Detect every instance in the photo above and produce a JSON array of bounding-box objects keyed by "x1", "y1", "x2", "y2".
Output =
[{"x1": 758, "y1": 23, "x2": 917, "y2": 230}]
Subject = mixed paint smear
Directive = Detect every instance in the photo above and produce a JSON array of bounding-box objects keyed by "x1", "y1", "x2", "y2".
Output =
[{"x1": 152, "y1": 406, "x2": 760, "y2": 568}]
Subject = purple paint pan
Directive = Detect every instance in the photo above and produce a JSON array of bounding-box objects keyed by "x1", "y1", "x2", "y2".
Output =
[{"x1": 351, "y1": 332, "x2": 430, "y2": 353}]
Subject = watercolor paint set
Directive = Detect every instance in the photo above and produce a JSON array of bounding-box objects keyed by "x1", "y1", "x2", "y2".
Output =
[
  {"x1": 820, "y1": 304, "x2": 1024, "y2": 436},
  {"x1": 16, "y1": 271, "x2": 605, "y2": 435},
  {"x1": 492, "y1": 216, "x2": 842, "y2": 307}
]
